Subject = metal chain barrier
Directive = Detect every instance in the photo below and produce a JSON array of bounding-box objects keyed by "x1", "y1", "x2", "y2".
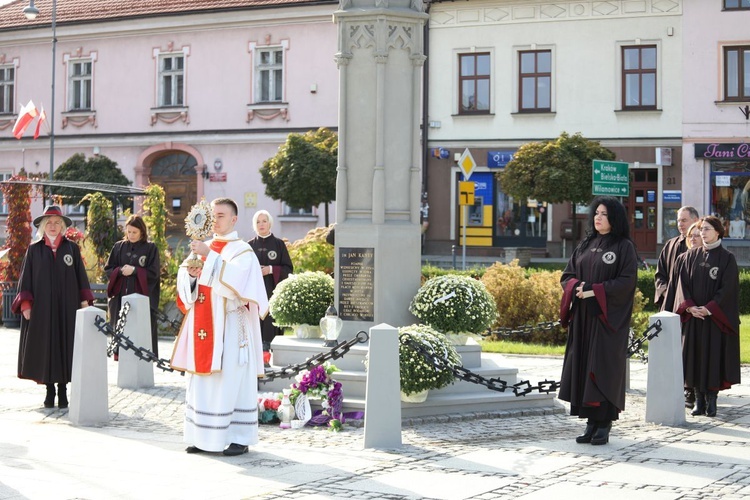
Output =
[
  {"x1": 95, "y1": 301, "x2": 180, "y2": 374},
  {"x1": 626, "y1": 319, "x2": 662, "y2": 362},
  {"x1": 400, "y1": 334, "x2": 561, "y2": 397},
  {"x1": 484, "y1": 320, "x2": 562, "y2": 338},
  {"x1": 259, "y1": 330, "x2": 370, "y2": 384}
]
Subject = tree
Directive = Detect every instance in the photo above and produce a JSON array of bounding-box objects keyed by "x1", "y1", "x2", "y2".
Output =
[
  {"x1": 52, "y1": 153, "x2": 131, "y2": 207},
  {"x1": 499, "y1": 132, "x2": 616, "y2": 244},
  {"x1": 82, "y1": 192, "x2": 119, "y2": 282},
  {"x1": 260, "y1": 128, "x2": 337, "y2": 225}
]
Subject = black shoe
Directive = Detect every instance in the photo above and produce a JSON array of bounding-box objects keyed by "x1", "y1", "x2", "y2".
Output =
[
  {"x1": 684, "y1": 388, "x2": 695, "y2": 409},
  {"x1": 691, "y1": 390, "x2": 706, "y2": 416},
  {"x1": 575, "y1": 421, "x2": 597, "y2": 444},
  {"x1": 590, "y1": 421, "x2": 612, "y2": 445},
  {"x1": 44, "y1": 384, "x2": 55, "y2": 408},
  {"x1": 706, "y1": 392, "x2": 718, "y2": 417},
  {"x1": 57, "y1": 383, "x2": 68, "y2": 409},
  {"x1": 185, "y1": 446, "x2": 205, "y2": 454},
  {"x1": 223, "y1": 443, "x2": 249, "y2": 456}
]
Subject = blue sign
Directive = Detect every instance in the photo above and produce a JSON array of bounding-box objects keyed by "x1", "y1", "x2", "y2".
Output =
[
  {"x1": 487, "y1": 151, "x2": 515, "y2": 168},
  {"x1": 663, "y1": 190, "x2": 681, "y2": 203},
  {"x1": 472, "y1": 172, "x2": 494, "y2": 203},
  {"x1": 647, "y1": 190, "x2": 655, "y2": 202}
]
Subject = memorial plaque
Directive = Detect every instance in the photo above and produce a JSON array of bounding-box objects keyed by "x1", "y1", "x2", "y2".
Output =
[{"x1": 338, "y1": 247, "x2": 375, "y2": 321}]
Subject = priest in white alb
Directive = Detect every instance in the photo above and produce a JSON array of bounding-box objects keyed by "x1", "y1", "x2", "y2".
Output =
[{"x1": 170, "y1": 197, "x2": 268, "y2": 456}]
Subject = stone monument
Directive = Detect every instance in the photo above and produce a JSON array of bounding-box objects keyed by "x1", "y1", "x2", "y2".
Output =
[{"x1": 333, "y1": 0, "x2": 428, "y2": 337}]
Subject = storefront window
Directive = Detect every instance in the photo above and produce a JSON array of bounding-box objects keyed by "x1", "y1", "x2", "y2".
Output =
[
  {"x1": 495, "y1": 177, "x2": 548, "y2": 245},
  {"x1": 710, "y1": 160, "x2": 750, "y2": 240}
]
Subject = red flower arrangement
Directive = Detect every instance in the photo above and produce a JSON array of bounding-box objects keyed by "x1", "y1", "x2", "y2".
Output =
[{"x1": 64, "y1": 226, "x2": 85, "y2": 245}]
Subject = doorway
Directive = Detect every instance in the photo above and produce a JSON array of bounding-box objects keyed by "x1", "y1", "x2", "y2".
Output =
[
  {"x1": 623, "y1": 168, "x2": 658, "y2": 258},
  {"x1": 149, "y1": 152, "x2": 198, "y2": 234}
]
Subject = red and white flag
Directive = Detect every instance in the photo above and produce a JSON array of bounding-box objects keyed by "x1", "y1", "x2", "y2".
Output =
[
  {"x1": 33, "y1": 105, "x2": 47, "y2": 139},
  {"x1": 12, "y1": 100, "x2": 38, "y2": 139}
]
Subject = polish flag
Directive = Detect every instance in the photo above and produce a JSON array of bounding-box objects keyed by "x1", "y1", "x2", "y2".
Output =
[
  {"x1": 33, "y1": 105, "x2": 47, "y2": 139},
  {"x1": 12, "y1": 100, "x2": 38, "y2": 139}
]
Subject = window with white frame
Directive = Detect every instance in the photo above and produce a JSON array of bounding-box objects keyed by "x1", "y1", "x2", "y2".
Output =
[
  {"x1": 68, "y1": 60, "x2": 92, "y2": 111},
  {"x1": 255, "y1": 48, "x2": 283, "y2": 103},
  {"x1": 159, "y1": 54, "x2": 184, "y2": 107},
  {"x1": 0, "y1": 66, "x2": 14, "y2": 114},
  {"x1": 724, "y1": 45, "x2": 750, "y2": 101},
  {"x1": 0, "y1": 172, "x2": 13, "y2": 214},
  {"x1": 622, "y1": 45, "x2": 657, "y2": 110}
]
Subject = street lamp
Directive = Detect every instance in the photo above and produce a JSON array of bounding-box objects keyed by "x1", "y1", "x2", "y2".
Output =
[{"x1": 23, "y1": 0, "x2": 56, "y2": 198}]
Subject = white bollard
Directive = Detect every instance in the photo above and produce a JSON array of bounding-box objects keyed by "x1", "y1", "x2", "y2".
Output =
[
  {"x1": 117, "y1": 293, "x2": 155, "y2": 389},
  {"x1": 70, "y1": 306, "x2": 109, "y2": 426},
  {"x1": 364, "y1": 323, "x2": 402, "y2": 449},
  {"x1": 645, "y1": 311, "x2": 686, "y2": 426}
]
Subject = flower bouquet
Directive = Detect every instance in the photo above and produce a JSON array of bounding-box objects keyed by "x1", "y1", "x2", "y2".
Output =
[
  {"x1": 257, "y1": 392, "x2": 281, "y2": 424},
  {"x1": 409, "y1": 275, "x2": 497, "y2": 336},
  {"x1": 269, "y1": 271, "x2": 334, "y2": 330},
  {"x1": 290, "y1": 362, "x2": 344, "y2": 431},
  {"x1": 398, "y1": 324, "x2": 461, "y2": 397}
]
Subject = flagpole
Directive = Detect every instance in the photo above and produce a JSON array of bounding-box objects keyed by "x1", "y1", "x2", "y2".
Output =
[{"x1": 23, "y1": 0, "x2": 56, "y2": 202}]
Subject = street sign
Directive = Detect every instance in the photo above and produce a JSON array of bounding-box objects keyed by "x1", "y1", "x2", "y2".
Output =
[
  {"x1": 459, "y1": 181, "x2": 475, "y2": 206},
  {"x1": 592, "y1": 160, "x2": 629, "y2": 196},
  {"x1": 457, "y1": 148, "x2": 476, "y2": 180}
]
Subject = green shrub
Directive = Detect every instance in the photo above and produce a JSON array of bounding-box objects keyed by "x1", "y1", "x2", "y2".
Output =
[
  {"x1": 398, "y1": 324, "x2": 461, "y2": 395},
  {"x1": 288, "y1": 225, "x2": 333, "y2": 274},
  {"x1": 637, "y1": 268, "x2": 657, "y2": 312},
  {"x1": 421, "y1": 264, "x2": 485, "y2": 281}
]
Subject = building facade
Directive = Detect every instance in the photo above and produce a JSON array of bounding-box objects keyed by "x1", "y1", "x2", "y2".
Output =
[
  {"x1": 423, "y1": 0, "x2": 685, "y2": 258},
  {"x1": 0, "y1": 0, "x2": 338, "y2": 241}
]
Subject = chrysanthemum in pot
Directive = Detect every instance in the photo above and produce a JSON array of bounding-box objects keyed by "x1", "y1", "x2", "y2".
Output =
[
  {"x1": 268, "y1": 271, "x2": 334, "y2": 338},
  {"x1": 398, "y1": 324, "x2": 461, "y2": 402},
  {"x1": 409, "y1": 274, "x2": 497, "y2": 343}
]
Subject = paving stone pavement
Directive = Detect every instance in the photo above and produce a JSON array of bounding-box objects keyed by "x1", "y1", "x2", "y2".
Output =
[{"x1": 0, "y1": 325, "x2": 748, "y2": 500}]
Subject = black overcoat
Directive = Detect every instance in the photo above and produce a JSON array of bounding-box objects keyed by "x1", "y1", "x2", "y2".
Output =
[
  {"x1": 674, "y1": 244, "x2": 741, "y2": 392},
  {"x1": 248, "y1": 234, "x2": 293, "y2": 343},
  {"x1": 13, "y1": 238, "x2": 93, "y2": 384},
  {"x1": 559, "y1": 234, "x2": 638, "y2": 413},
  {"x1": 654, "y1": 234, "x2": 688, "y2": 311}
]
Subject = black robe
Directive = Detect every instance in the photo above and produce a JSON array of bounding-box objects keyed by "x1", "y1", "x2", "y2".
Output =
[
  {"x1": 559, "y1": 234, "x2": 638, "y2": 418},
  {"x1": 654, "y1": 234, "x2": 688, "y2": 312},
  {"x1": 104, "y1": 240, "x2": 161, "y2": 355},
  {"x1": 674, "y1": 244, "x2": 741, "y2": 392},
  {"x1": 247, "y1": 233, "x2": 293, "y2": 344},
  {"x1": 13, "y1": 238, "x2": 94, "y2": 384}
]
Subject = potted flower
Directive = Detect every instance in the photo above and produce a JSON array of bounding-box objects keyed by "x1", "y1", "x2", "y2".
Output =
[
  {"x1": 0, "y1": 175, "x2": 34, "y2": 328},
  {"x1": 398, "y1": 324, "x2": 461, "y2": 402},
  {"x1": 268, "y1": 271, "x2": 334, "y2": 338},
  {"x1": 289, "y1": 362, "x2": 344, "y2": 430},
  {"x1": 409, "y1": 274, "x2": 497, "y2": 343}
]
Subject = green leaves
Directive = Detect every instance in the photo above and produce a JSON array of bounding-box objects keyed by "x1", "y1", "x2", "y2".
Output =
[{"x1": 52, "y1": 153, "x2": 131, "y2": 206}]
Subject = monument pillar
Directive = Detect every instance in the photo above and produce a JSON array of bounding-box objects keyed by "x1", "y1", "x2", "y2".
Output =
[{"x1": 333, "y1": 0, "x2": 427, "y2": 337}]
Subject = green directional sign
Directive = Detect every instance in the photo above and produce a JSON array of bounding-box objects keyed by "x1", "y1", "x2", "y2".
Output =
[{"x1": 592, "y1": 160, "x2": 630, "y2": 196}]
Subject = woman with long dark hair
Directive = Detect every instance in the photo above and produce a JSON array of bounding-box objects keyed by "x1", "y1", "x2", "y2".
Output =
[
  {"x1": 559, "y1": 196, "x2": 638, "y2": 445},
  {"x1": 674, "y1": 215, "x2": 741, "y2": 418}
]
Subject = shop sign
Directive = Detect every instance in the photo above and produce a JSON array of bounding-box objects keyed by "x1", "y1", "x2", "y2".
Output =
[
  {"x1": 663, "y1": 190, "x2": 681, "y2": 203},
  {"x1": 487, "y1": 151, "x2": 515, "y2": 168},
  {"x1": 695, "y1": 143, "x2": 750, "y2": 159}
]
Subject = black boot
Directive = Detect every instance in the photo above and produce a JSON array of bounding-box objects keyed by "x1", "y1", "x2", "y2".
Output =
[
  {"x1": 44, "y1": 384, "x2": 55, "y2": 408},
  {"x1": 590, "y1": 420, "x2": 612, "y2": 445},
  {"x1": 684, "y1": 388, "x2": 695, "y2": 409},
  {"x1": 691, "y1": 389, "x2": 706, "y2": 416},
  {"x1": 57, "y1": 383, "x2": 68, "y2": 409},
  {"x1": 706, "y1": 391, "x2": 718, "y2": 417},
  {"x1": 575, "y1": 420, "x2": 597, "y2": 444}
]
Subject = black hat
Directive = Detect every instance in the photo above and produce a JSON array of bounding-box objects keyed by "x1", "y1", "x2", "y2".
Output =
[{"x1": 33, "y1": 205, "x2": 73, "y2": 228}]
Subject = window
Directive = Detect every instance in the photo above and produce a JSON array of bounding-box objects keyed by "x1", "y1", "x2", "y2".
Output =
[
  {"x1": 159, "y1": 55, "x2": 184, "y2": 107},
  {"x1": 710, "y1": 161, "x2": 750, "y2": 240},
  {"x1": 724, "y1": 46, "x2": 750, "y2": 101},
  {"x1": 282, "y1": 202, "x2": 314, "y2": 216},
  {"x1": 68, "y1": 60, "x2": 92, "y2": 110},
  {"x1": 0, "y1": 66, "x2": 14, "y2": 114},
  {"x1": 0, "y1": 172, "x2": 13, "y2": 214},
  {"x1": 256, "y1": 48, "x2": 283, "y2": 103},
  {"x1": 622, "y1": 46, "x2": 657, "y2": 110},
  {"x1": 724, "y1": 0, "x2": 750, "y2": 9},
  {"x1": 519, "y1": 50, "x2": 551, "y2": 112},
  {"x1": 458, "y1": 53, "x2": 490, "y2": 114}
]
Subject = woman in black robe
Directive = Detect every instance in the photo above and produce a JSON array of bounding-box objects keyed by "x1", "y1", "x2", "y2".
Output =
[
  {"x1": 674, "y1": 215, "x2": 741, "y2": 418},
  {"x1": 559, "y1": 196, "x2": 637, "y2": 445},
  {"x1": 247, "y1": 210, "x2": 293, "y2": 366},
  {"x1": 104, "y1": 214, "x2": 161, "y2": 356},
  {"x1": 12, "y1": 205, "x2": 94, "y2": 409}
]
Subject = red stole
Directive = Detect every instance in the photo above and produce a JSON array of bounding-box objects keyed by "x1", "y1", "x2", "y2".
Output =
[{"x1": 191, "y1": 240, "x2": 229, "y2": 373}]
